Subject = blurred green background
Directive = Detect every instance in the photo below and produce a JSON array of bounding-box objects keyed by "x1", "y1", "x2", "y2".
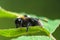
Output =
[
  {"x1": 0, "y1": 0, "x2": 60, "y2": 19},
  {"x1": 0, "y1": 0, "x2": 60, "y2": 40}
]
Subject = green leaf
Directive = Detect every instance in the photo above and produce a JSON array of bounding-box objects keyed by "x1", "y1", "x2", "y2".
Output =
[
  {"x1": 41, "y1": 19, "x2": 60, "y2": 33},
  {"x1": 11, "y1": 36, "x2": 52, "y2": 40},
  {"x1": 0, "y1": 7, "x2": 16, "y2": 18},
  {"x1": 0, "y1": 27, "x2": 50, "y2": 37}
]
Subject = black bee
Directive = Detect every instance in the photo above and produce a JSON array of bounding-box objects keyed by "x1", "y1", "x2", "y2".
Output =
[{"x1": 15, "y1": 15, "x2": 43, "y2": 32}]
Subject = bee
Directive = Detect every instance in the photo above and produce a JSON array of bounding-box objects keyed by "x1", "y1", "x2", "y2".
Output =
[{"x1": 15, "y1": 15, "x2": 43, "y2": 32}]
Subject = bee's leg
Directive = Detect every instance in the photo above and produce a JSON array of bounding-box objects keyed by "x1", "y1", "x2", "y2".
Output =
[
  {"x1": 26, "y1": 26, "x2": 28, "y2": 32},
  {"x1": 26, "y1": 24, "x2": 29, "y2": 32},
  {"x1": 15, "y1": 24, "x2": 19, "y2": 28},
  {"x1": 20, "y1": 21, "x2": 23, "y2": 27},
  {"x1": 26, "y1": 22, "x2": 30, "y2": 32}
]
